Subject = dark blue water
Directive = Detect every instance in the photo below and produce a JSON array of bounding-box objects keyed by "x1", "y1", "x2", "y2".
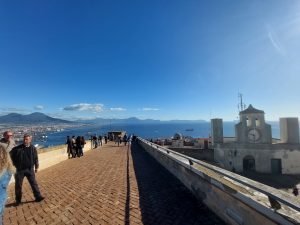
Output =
[{"x1": 34, "y1": 121, "x2": 281, "y2": 148}]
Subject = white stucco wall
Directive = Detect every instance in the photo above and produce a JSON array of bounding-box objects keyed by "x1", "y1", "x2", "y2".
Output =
[
  {"x1": 273, "y1": 149, "x2": 300, "y2": 174},
  {"x1": 215, "y1": 143, "x2": 300, "y2": 174}
]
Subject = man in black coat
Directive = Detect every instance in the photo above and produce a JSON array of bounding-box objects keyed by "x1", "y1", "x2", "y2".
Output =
[{"x1": 10, "y1": 134, "x2": 44, "y2": 205}]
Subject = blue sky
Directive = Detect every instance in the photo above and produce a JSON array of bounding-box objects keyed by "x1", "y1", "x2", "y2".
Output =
[{"x1": 1, "y1": 0, "x2": 300, "y2": 121}]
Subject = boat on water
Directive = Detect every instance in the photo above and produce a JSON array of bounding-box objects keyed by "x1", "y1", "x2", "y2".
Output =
[{"x1": 185, "y1": 128, "x2": 194, "y2": 131}]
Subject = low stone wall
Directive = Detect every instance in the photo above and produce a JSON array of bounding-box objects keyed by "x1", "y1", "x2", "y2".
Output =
[
  {"x1": 9, "y1": 141, "x2": 92, "y2": 183},
  {"x1": 138, "y1": 138, "x2": 300, "y2": 225},
  {"x1": 168, "y1": 147, "x2": 214, "y2": 161},
  {"x1": 38, "y1": 140, "x2": 92, "y2": 171}
]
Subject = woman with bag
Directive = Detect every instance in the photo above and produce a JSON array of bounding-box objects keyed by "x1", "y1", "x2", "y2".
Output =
[{"x1": 0, "y1": 144, "x2": 15, "y2": 223}]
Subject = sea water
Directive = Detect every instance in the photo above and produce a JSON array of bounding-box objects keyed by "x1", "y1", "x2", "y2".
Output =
[{"x1": 33, "y1": 121, "x2": 280, "y2": 148}]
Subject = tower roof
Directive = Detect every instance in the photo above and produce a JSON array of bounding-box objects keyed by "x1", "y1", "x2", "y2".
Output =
[{"x1": 240, "y1": 104, "x2": 264, "y2": 114}]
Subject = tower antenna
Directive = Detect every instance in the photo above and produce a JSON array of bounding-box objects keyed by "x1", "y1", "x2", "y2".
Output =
[{"x1": 238, "y1": 93, "x2": 246, "y2": 113}]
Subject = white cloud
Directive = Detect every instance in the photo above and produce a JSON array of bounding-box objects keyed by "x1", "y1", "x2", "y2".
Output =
[
  {"x1": 0, "y1": 107, "x2": 30, "y2": 114},
  {"x1": 34, "y1": 105, "x2": 44, "y2": 110},
  {"x1": 266, "y1": 24, "x2": 286, "y2": 56},
  {"x1": 142, "y1": 108, "x2": 160, "y2": 111},
  {"x1": 63, "y1": 103, "x2": 104, "y2": 113},
  {"x1": 110, "y1": 107, "x2": 126, "y2": 111}
]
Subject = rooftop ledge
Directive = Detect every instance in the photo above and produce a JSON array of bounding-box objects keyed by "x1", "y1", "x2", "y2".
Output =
[{"x1": 138, "y1": 138, "x2": 300, "y2": 225}]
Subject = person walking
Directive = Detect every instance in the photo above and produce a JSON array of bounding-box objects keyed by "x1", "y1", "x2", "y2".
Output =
[
  {"x1": 0, "y1": 131, "x2": 16, "y2": 153},
  {"x1": 127, "y1": 135, "x2": 132, "y2": 150},
  {"x1": 93, "y1": 136, "x2": 98, "y2": 149},
  {"x1": 123, "y1": 134, "x2": 128, "y2": 146},
  {"x1": 71, "y1": 136, "x2": 76, "y2": 157},
  {"x1": 117, "y1": 135, "x2": 121, "y2": 147},
  {"x1": 98, "y1": 135, "x2": 102, "y2": 146},
  {"x1": 75, "y1": 136, "x2": 81, "y2": 157},
  {"x1": 10, "y1": 134, "x2": 44, "y2": 205},
  {"x1": 80, "y1": 136, "x2": 85, "y2": 156},
  {"x1": 0, "y1": 145, "x2": 15, "y2": 223},
  {"x1": 66, "y1": 136, "x2": 73, "y2": 159}
]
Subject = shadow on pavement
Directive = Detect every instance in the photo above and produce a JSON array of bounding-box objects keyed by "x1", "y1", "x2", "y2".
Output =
[
  {"x1": 6, "y1": 200, "x2": 36, "y2": 208},
  {"x1": 128, "y1": 142, "x2": 225, "y2": 225},
  {"x1": 125, "y1": 144, "x2": 130, "y2": 225}
]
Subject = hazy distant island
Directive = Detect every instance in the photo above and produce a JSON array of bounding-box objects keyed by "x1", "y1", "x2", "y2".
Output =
[{"x1": 0, "y1": 112, "x2": 208, "y2": 125}]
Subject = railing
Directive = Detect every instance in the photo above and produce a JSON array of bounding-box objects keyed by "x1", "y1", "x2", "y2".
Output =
[{"x1": 138, "y1": 137, "x2": 300, "y2": 213}]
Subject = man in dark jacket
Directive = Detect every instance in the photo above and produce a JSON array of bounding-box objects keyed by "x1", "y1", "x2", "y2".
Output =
[{"x1": 10, "y1": 134, "x2": 44, "y2": 205}]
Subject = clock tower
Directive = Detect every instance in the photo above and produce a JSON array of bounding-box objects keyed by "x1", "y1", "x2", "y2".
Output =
[{"x1": 235, "y1": 104, "x2": 272, "y2": 144}]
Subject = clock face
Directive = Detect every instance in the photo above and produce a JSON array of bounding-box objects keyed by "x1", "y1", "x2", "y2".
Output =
[{"x1": 248, "y1": 129, "x2": 260, "y2": 143}]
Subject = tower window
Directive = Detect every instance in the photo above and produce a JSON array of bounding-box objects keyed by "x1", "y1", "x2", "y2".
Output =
[
  {"x1": 255, "y1": 118, "x2": 260, "y2": 127},
  {"x1": 246, "y1": 118, "x2": 251, "y2": 127}
]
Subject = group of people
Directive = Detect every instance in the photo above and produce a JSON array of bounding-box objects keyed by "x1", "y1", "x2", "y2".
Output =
[
  {"x1": 67, "y1": 133, "x2": 134, "y2": 154},
  {"x1": 66, "y1": 136, "x2": 86, "y2": 158},
  {"x1": 0, "y1": 131, "x2": 44, "y2": 222},
  {"x1": 114, "y1": 134, "x2": 133, "y2": 147},
  {"x1": 91, "y1": 135, "x2": 109, "y2": 149},
  {"x1": 91, "y1": 133, "x2": 134, "y2": 148}
]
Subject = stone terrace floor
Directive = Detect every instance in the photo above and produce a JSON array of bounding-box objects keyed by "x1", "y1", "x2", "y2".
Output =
[{"x1": 4, "y1": 142, "x2": 226, "y2": 225}]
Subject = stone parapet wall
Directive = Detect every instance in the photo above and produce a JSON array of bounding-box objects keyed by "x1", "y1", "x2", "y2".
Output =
[
  {"x1": 37, "y1": 144, "x2": 66, "y2": 153},
  {"x1": 138, "y1": 138, "x2": 300, "y2": 225},
  {"x1": 9, "y1": 141, "x2": 92, "y2": 184},
  {"x1": 38, "y1": 140, "x2": 92, "y2": 171},
  {"x1": 168, "y1": 147, "x2": 214, "y2": 161}
]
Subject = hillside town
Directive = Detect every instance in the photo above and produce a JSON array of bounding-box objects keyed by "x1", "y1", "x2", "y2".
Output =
[{"x1": 0, "y1": 124, "x2": 76, "y2": 144}]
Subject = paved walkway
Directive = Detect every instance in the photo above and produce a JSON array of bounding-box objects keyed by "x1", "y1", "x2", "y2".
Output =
[{"x1": 4, "y1": 143, "x2": 225, "y2": 225}]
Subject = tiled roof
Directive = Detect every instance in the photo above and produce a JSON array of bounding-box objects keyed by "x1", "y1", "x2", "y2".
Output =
[{"x1": 240, "y1": 104, "x2": 264, "y2": 114}]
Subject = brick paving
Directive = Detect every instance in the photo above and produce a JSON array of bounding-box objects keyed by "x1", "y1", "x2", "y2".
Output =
[{"x1": 4, "y1": 142, "x2": 226, "y2": 225}]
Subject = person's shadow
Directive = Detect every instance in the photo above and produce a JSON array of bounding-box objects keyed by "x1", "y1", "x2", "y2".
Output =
[{"x1": 6, "y1": 200, "x2": 36, "y2": 208}]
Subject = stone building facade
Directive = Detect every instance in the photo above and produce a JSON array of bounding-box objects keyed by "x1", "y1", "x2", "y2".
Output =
[{"x1": 212, "y1": 105, "x2": 300, "y2": 174}]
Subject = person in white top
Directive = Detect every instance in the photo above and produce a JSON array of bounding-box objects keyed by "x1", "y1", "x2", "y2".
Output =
[{"x1": 0, "y1": 131, "x2": 16, "y2": 153}]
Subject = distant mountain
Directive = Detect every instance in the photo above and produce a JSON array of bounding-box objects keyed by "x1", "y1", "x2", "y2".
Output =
[
  {"x1": 162, "y1": 119, "x2": 207, "y2": 124},
  {"x1": 77, "y1": 117, "x2": 206, "y2": 124},
  {"x1": 0, "y1": 112, "x2": 208, "y2": 125},
  {"x1": 0, "y1": 112, "x2": 72, "y2": 124}
]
